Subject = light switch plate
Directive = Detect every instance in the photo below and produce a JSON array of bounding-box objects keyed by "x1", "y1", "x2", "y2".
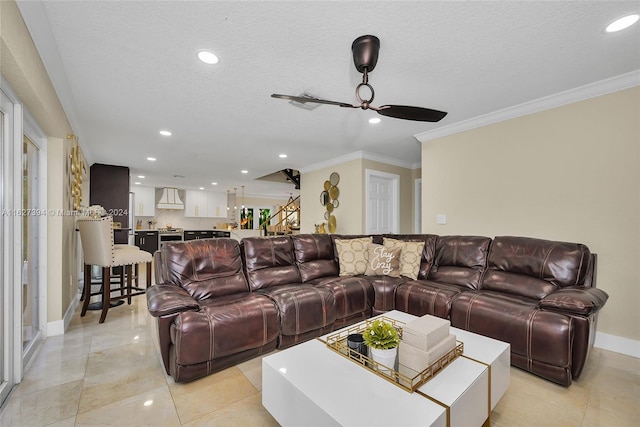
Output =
[{"x1": 436, "y1": 214, "x2": 447, "y2": 225}]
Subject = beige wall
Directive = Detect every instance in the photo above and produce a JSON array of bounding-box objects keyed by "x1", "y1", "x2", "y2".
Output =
[
  {"x1": 301, "y1": 157, "x2": 418, "y2": 234},
  {"x1": 422, "y1": 87, "x2": 640, "y2": 341},
  {"x1": 2, "y1": 0, "x2": 77, "y2": 325}
]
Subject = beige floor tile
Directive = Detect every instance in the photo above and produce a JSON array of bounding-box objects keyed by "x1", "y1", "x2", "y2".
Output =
[
  {"x1": 75, "y1": 385, "x2": 181, "y2": 427},
  {"x1": 45, "y1": 416, "x2": 77, "y2": 427},
  {"x1": 169, "y1": 367, "x2": 260, "y2": 425},
  {"x1": 491, "y1": 367, "x2": 589, "y2": 427},
  {"x1": 0, "y1": 380, "x2": 83, "y2": 427},
  {"x1": 182, "y1": 393, "x2": 279, "y2": 427},
  {"x1": 78, "y1": 343, "x2": 168, "y2": 414},
  {"x1": 12, "y1": 352, "x2": 88, "y2": 396},
  {"x1": 237, "y1": 354, "x2": 268, "y2": 391}
]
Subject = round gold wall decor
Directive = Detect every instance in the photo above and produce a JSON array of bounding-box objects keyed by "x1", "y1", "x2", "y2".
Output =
[
  {"x1": 330, "y1": 172, "x2": 340, "y2": 186},
  {"x1": 329, "y1": 185, "x2": 339, "y2": 200},
  {"x1": 328, "y1": 215, "x2": 337, "y2": 233}
]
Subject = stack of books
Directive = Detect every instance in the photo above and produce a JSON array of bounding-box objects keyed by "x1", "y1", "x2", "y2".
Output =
[{"x1": 398, "y1": 314, "x2": 456, "y2": 373}]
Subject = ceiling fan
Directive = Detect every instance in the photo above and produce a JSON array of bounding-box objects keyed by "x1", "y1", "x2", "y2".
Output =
[{"x1": 271, "y1": 35, "x2": 447, "y2": 122}]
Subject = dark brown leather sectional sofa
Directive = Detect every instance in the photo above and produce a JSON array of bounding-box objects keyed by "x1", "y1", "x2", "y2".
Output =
[{"x1": 146, "y1": 233, "x2": 608, "y2": 386}]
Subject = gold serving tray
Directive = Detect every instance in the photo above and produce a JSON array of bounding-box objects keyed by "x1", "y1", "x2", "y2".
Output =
[{"x1": 324, "y1": 316, "x2": 464, "y2": 393}]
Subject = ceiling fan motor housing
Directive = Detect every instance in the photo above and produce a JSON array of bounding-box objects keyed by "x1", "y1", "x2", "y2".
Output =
[{"x1": 352, "y1": 35, "x2": 380, "y2": 73}]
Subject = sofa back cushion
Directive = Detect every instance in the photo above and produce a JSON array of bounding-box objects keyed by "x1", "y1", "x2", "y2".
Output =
[
  {"x1": 383, "y1": 234, "x2": 437, "y2": 279},
  {"x1": 162, "y1": 238, "x2": 249, "y2": 300},
  {"x1": 242, "y1": 236, "x2": 301, "y2": 290},
  {"x1": 291, "y1": 234, "x2": 339, "y2": 282},
  {"x1": 427, "y1": 235, "x2": 491, "y2": 289},
  {"x1": 482, "y1": 236, "x2": 591, "y2": 299}
]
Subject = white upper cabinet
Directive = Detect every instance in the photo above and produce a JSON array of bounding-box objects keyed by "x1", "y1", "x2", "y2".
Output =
[
  {"x1": 131, "y1": 186, "x2": 155, "y2": 217},
  {"x1": 185, "y1": 190, "x2": 227, "y2": 218},
  {"x1": 207, "y1": 191, "x2": 227, "y2": 218},
  {"x1": 184, "y1": 190, "x2": 207, "y2": 217}
]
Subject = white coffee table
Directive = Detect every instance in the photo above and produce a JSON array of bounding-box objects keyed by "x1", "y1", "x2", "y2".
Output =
[{"x1": 262, "y1": 310, "x2": 510, "y2": 427}]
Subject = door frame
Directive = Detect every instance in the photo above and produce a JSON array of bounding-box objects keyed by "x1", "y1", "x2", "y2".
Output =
[
  {"x1": 364, "y1": 169, "x2": 399, "y2": 234},
  {"x1": 21, "y1": 108, "x2": 47, "y2": 370},
  {"x1": 414, "y1": 178, "x2": 422, "y2": 233}
]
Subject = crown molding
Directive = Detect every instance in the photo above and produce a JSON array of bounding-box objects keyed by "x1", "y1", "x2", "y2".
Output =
[
  {"x1": 415, "y1": 70, "x2": 640, "y2": 143},
  {"x1": 299, "y1": 150, "x2": 418, "y2": 174}
]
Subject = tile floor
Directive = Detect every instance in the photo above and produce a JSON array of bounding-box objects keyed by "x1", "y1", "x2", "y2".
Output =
[{"x1": 0, "y1": 287, "x2": 638, "y2": 426}]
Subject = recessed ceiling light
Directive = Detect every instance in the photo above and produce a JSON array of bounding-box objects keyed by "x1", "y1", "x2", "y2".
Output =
[
  {"x1": 147, "y1": 157, "x2": 156, "y2": 161},
  {"x1": 159, "y1": 130, "x2": 172, "y2": 136},
  {"x1": 279, "y1": 154, "x2": 288, "y2": 158},
  {"x1": 606, "y1": 14, "x2": 639, "y2": 32},
  {"x1": 199, "y1": 187, "x2": 204, "y2": 190},
  {"x1": 241, "y1": 170, "x2": 249, "y2": 174},
  {"x1": 198, "y1": 50, "x2": 219, "y2": 64},
  {"x1": 369, "y1": 117, "x2": 381, "y2": 124},
  {"x1": 134, "y1": 182, "x2": 141, "y2": 185},
  {"x1": 211, "y1": 182, "x2": 218, "y2": 185},
  {"x1": 138, "y1": 175, "x2": 145, "y2": 179}
]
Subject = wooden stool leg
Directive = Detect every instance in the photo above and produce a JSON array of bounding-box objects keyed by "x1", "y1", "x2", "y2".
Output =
[
  {"x1": 146, "y1": 262, "x2": 152, "y2": 288},
  {"x1": 119, "y1": 266, "x2": 125, "y2": 296},
  {"x1": 126, "y1": 265, "x2": 133, "y2": 305},
  {"x1": 99, "y1": 267, "x2": 111, "y2": 323},
  {"x1": 81, "y1": 263, "x2": 92, "y2": 316}
]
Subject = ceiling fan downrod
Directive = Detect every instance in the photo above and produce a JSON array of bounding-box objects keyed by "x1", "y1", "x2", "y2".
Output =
[{"x1": 355, "y1": 68, "x2": 375, "y2": 110}]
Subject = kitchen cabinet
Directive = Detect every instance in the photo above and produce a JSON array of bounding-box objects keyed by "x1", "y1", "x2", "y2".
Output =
[
  {"x1": 184, "y1": 230, "x2": 231, "y2": 241},
  {"x1": 185, "y1": 190, "x2": 227, "y2": 218},
  {"x1": 184, "y1": 230, "x2": 214, "y2": 241},
  {"x1": 135, "y1": 231, "x2": 159, "y2": 253},
  {"x1": 90, "y1": 163, "x2": 129, "y2": 244},
  {"x1": 132, "y1": 186, "x2": 155, "y2": 217}
]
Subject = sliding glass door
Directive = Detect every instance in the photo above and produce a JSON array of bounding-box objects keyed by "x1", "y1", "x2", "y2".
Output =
[{"x1": 0, "y1": 87, "x2": 15, "y2": 408}]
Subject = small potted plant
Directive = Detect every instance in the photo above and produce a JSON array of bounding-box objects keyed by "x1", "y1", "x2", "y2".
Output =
[{"x1": 363, "y1": 319, "x2": 400, "y2": 373}]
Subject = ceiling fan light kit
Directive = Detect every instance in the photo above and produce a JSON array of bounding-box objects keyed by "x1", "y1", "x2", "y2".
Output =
[{"x1": 272, "y1": 35, "x2": 447, "y2": 122}]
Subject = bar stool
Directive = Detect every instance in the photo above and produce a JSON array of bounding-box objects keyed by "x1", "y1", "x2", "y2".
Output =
[{"x1": 77, "y1": 216, "x2": 152, "y2": 323}]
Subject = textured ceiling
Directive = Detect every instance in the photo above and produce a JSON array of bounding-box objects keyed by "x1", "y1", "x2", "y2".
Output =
[{"x1": 17, "y1": 1, "x2": 640, "y2": 198}]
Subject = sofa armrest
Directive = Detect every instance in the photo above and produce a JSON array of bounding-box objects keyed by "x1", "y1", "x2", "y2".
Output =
[
  {"x1": 539, "y1": 286, "x2": 609, "y2": 315},
  {"x1": 146, "y1": 283, "x2": 200, "y2": 317}
]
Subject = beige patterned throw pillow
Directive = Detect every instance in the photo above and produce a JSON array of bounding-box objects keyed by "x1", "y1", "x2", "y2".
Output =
[
  {"x1": 383, "y1": 238, "x2": 425, "y2": 280},
  {"x1": 335, "y1": 237, "x2": 372, "y2": 276},
  {"x1": 365, "y1": 244, "x2": 401, "y2": 277}
]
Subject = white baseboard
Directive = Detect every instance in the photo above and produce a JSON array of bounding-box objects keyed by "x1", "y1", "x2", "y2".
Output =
[
  {"x1": 46, "y1": 291, "x2": 81, "y2": 337},
  {"x1": 594, "y1": 332, "x2": 640, "y2": 359}
]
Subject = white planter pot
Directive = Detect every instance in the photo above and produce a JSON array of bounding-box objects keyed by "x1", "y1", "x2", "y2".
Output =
[{"x1": 370, "y1": 347, "x2": 397, "y2": 374}]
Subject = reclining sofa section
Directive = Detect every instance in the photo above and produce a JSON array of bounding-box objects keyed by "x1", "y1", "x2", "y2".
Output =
[{"x1": 146, "y1": 233, "x2": 608, "y2": 386}]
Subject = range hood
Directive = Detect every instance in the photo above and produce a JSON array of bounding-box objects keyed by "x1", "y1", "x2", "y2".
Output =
[{"x1": 157, "y1": 187, "x2": 184, "y2": 210}]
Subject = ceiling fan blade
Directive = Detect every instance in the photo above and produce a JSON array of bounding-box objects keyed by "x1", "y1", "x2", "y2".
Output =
[
  {"x1": 377, "y1": 105, "x2": 447, "y2": 122},
  {"x1": 271, "y1": 94, "x2": 357, "y2": 108}
]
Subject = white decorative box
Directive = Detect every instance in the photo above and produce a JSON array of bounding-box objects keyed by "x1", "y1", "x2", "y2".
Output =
[
  {"x1": 399, "y1": 333, "x2": 457, "y2": 372},
  {"x1": 402, "y1": 314, "x2": 450, "y2": 351}
]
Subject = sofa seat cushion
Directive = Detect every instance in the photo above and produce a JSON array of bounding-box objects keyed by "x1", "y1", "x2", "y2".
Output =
[
  {"x1": 451, "y1": 291, "x2": 573, "y2": 383},
  {"x1": 362, "y1": 275, "x2": 409, "y2": 315},
  {"x1": 395, "y1": 280, "x2": 463, "y2": 318},
  {"x1": 170, "y1": 293, "x2": 279, "y2": 366},
  {"x1": 315, "y1": 276, "x2": 374, "y2": 320},
  {"x1": 258, "y1": 285, "x2": 336, "y2": 336}
]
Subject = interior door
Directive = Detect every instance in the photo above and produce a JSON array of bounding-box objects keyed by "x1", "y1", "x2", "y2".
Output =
[{"x1": 365, "y1": 170, "x2": 399, "y2": 234}]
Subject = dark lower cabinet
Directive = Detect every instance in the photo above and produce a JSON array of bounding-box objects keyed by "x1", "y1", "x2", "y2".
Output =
[
  {"x1": 135, "y1": 231, "x2": 158, "y2": 253},
  {"x1": 184, "y1": 230, "x2": 231, "y2": 241}
]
